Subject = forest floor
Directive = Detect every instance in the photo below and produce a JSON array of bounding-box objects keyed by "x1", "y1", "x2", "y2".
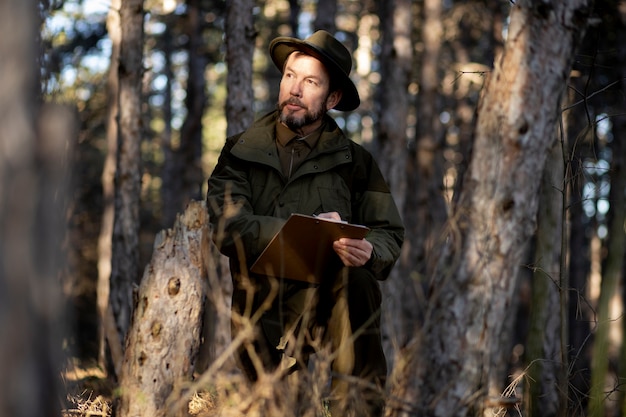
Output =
[
  {"x1": 59, "y1": 356, "x2": 331, "y2": 417},
  {"x1": 59, "y1": 358, "x2": 284, "y2": 417},
  {"x1": 61, "y1": 359, "x2": 216, "y2": 416},
  {"x1": 61, "y1": 359, "x2": 115, "y2": 417}
]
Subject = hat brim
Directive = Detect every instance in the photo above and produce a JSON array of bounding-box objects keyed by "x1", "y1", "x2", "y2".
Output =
[{"x1": 269, "y1": 37, "x2": 360, "y2": 112}]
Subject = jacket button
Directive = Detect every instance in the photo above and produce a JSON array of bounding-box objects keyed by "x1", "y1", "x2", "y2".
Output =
[
  {"x1": 313, "y1": 165, "x2": 318, "y2": 169},
  {"x1": 279, "y1": 201, "x2": 284, "y2": 207},
  {"x1": 345, "y1": 154, "x2": 350, "y2": 159}
]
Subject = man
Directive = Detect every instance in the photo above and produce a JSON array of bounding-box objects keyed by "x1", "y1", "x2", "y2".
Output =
[{"x1": 206, "y1": 30, "x2": 404, "y2": 416}]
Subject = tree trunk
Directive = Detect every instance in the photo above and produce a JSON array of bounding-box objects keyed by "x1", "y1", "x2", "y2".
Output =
[
  {"x1": 195, "y1": 0, "x2": 256, "y2": 371},
  {"x1": 159, "y1": 16, "x2": 175, "y2": 230},
  {"x1": 0, "y1": 3, "x2": 74, "y2": 415},
  {"x1": 619, "y1": 118, "x2": 626, "y2": 416},
  {"x1": 448, "y1": 0, "x2": 506, "y2": 204},
  {"x1": 313, "y1": 0, "x2": 337, "y2": 33},
  {"x1": 617, "y1": 16, "x2": 626, "y2": 416},
  {"x1": 110, "y1": 0, "x2": 145, "y2": 343},
  {"x1": 588, "y1": 87, "x2": 626, "y2": 417},
  {"x1": 410, "y1": 1, "x2": 592, "y2": 415},
  {"x1": 375, "y1": 0, "x2": 411, "y2": 223},
  {"x1": 374, "y1": 0, "x2": 413, "y2": 365},
  {"x1": 409, "y1": 0, "x2": 447, "y2": 276},
  {"x1": 288, "y1": 0, "x2": 300, "y2": 36},
  {"x1": 225, "y1": 0, "x2": 255, "y2": 136},
  {"x1": 98, "y1": 0, "x2": 124, "y2": 376},
  {"x1": 118, "y1": 201, "x2": 209, "y2": 417},
  {"x1": 565, "y1": 73, "x2": 594, "y2": 413},
  {"x1": 162, "y1": 0, "x2": 207, "y2": 227},
  {"x1": 525, "y1": 134, "x2": 563, "y2": 417}
]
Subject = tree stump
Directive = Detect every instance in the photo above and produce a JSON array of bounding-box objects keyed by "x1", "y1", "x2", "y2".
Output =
[{"x1": 118, "y1": 200, "x2": 210, "y2": 417}]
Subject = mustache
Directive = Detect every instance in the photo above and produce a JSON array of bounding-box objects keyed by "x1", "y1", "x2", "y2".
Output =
[{"x1": 280, "y1": 98, "x2": 307, "y2": 109}]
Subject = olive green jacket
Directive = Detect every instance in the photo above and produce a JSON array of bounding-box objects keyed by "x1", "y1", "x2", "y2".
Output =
[{"x1": 206, "y1": 111, "x2": 404, "y2": 281}]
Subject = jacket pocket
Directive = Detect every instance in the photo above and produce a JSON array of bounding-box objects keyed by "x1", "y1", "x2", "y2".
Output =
[{"x1": 317, "y1": 186, "x2": 352, "y2": 221}]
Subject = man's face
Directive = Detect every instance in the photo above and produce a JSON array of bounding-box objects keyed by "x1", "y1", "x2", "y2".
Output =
[{"x1": 278, "y1": 52, "x2": 340, "y2": 134}]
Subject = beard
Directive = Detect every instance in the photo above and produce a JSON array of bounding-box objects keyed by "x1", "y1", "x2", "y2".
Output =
[{"x1": 278, "y1": 98, "x2": 326, "y2": 132}]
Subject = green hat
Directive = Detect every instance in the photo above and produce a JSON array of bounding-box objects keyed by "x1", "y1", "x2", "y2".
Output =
[{"x1": 269, "y1": 30, "x2": 360, "y2": 111}]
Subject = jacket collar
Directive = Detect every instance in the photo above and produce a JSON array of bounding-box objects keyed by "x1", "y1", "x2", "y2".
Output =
[
  {"x1": 232, "y1": 111, "x2": 351, "y2": 163},
  {"x1": 275, "y1": 120, "x2": 324, "y2": 150}
]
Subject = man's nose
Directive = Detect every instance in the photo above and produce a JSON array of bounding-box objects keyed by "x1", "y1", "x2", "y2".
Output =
[{"x1": 289, "y1": 80, "x2": 302, "y2": 96}]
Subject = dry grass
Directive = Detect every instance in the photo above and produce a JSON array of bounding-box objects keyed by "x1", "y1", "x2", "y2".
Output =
[
  {"x1": 60, "y1": 353, "x2": 336, "y2": 417},
  {"x1": 182, "y1": 352, "x2": 334, "y2": 417},
  {"x1": 188, "y1": 391, "x2": 218, "y2": 415},
  {"x1": 60, "y1": 351, "x2": 526, "y2": 416},
  {"x1": 63, "y1": 393, "x2": 111, "y2": 417},
  {"x1": 61, "y1": 359, "x2": 114, "y2": 417}
]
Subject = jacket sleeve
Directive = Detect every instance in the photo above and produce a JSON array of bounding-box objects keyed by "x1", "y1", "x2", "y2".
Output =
[
  {"x1": 351, "y1": 147, "x2": 405, "y2": 280},
  {"x1": 206, "y1": 135, "x2": 285, "y2": 264}
]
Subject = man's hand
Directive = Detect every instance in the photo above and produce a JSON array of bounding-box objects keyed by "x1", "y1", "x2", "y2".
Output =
[
  {"x1": 315, "y1": 211, "x2": 343, "y2": 222},
  {"x1": 333, "y1": 237, "x2": 373, "y2": 267},
  {"x1": 317, "y1": 211, "x2": 373, "y2": 266}
]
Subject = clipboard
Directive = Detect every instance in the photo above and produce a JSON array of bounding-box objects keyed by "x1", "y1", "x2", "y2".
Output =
[{"x1": 250, "y1": 214, "x2": 370, "y2": 283}]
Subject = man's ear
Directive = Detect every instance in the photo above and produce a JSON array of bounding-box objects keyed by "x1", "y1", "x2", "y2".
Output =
[{"x1": 326, "y1": 90, "x2": 342, "y2": 111}]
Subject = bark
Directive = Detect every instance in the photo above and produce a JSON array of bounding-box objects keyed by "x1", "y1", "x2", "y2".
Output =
[
  {"x1": 225, "y1": 0, "x2": 255, "y2": 136},
  {"x1": 195, "y1": 240, "x2": 233, "y2": 373},
  {"x1": 526, "y1": 134, "x2": 563, "y2": 417},
  {"x1": 159, "y1": 17, "x2": 174, "y2": 230},
  {"x1": 195, "y1": 0, "x2": 256, "y2": 371},
  {"x1": 110, "y1": 0, "x2": 145, "y2": 343},
  {"x1": 409, "y1": 0, "x2": 447, "y2": 274},
  {"x1": 405, "y1": 0, "x2": 449, "y2": 334},
  {"x1": 376, "y1": 0, "x2": 411, "y2": 221},
  {"x1": 98, "y1": 0, "x2": 124, "y2": 376},
  {"x1": 449, "y1": 0, "x2": 506, "y2": 204},
  {"x1": 384, "y1": 2, "x2": 448, "y2": 404},
  {"x1": 374, "y1": 0, "x2": 413, "y2": 372},
  {"x1": 162, "y1": 0, "x2": 207, "y2": 227},
  {"x1": 410, "y1": 1, "x2": 592, "y2": 416},
  {"x1": 0, "y1": 2, "x2": 74, "y2": 413},
  {"x1": 118, "y1": 201, "x2": 210, "y2": 417}
]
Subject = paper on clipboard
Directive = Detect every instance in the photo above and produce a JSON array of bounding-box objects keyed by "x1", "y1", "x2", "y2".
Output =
[{"x1": 250, "y1": 214, "x2": 370, "y2": 284}]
